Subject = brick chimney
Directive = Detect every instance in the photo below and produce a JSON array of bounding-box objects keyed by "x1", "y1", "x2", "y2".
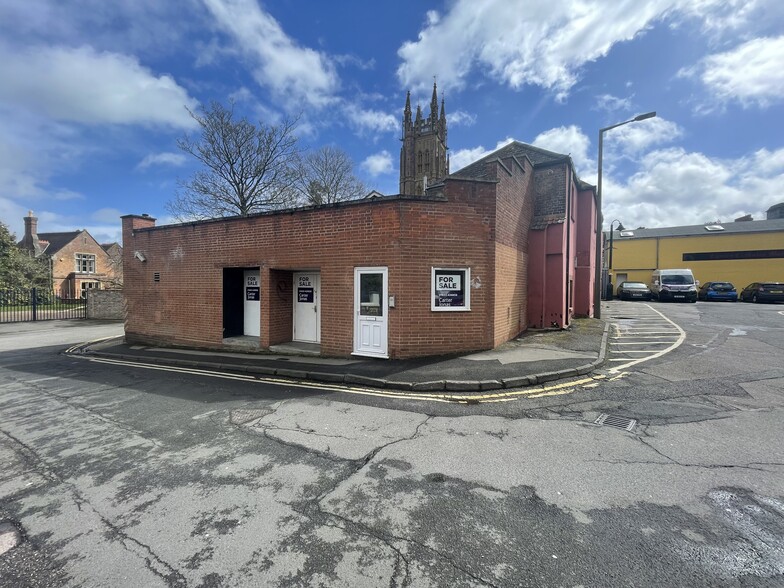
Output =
[{"x1": 20, "y1": 210, "x2": 38, "y2": 252}]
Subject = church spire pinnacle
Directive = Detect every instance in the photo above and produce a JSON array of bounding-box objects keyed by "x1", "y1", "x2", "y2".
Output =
[{"x1": 430, "y1": 80, "x2": 439, "y2": 122}]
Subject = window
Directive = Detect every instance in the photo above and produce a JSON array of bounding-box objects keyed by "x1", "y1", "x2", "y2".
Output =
[
  {"x1": 432, "y1": 267, "x2": 471, "y2": 311},
  {"x1": 80, "y1": 281, "x2": 99, "y2": 298},
  {"x1": 75, "y1": 253, "x2": 96, "y2": 273}
]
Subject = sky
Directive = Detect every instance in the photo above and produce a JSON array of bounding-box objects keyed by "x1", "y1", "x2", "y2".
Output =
[{"x1": 1, "y1": 0, "x2": 783, "y2": 245}]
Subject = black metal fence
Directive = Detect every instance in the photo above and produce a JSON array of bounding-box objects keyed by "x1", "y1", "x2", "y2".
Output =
[{"x1": 0, "y1": 288, "x2": 86, "y2": 323}]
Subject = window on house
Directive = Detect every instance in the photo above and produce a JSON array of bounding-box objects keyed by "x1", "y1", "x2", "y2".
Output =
[
  {"x1": 417, "y1": 151, "x2": 423, "y2": 173},
  {"x1": 75, "y1": 253, "x2": 96, "y2": 273},
  {"x1": 80, "y1": 281, "x2": 99, "y2": 298}
]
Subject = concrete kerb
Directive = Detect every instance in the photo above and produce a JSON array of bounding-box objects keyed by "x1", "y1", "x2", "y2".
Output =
[{"x1": 70, "y1": 320, "x2": 610, "y2": 395}]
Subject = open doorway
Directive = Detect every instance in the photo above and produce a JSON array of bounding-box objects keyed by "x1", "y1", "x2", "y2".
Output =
[{"x1": 223, "y1": 267, "x2": 260, "y2": 338}]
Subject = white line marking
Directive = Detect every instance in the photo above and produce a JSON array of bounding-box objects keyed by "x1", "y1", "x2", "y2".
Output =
[{"x1": 607, "y1": 304, "x2": 685, "y2": 374}]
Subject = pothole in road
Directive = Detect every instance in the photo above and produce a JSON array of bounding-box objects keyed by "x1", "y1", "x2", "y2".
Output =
[{"x1": 0, "y1": 521, "x2": 22, "y2": 554}]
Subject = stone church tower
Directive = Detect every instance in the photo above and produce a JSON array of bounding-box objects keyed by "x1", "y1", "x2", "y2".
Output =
[{"x1": 399, "y1": 82, "x2": 449, "y2": 195}]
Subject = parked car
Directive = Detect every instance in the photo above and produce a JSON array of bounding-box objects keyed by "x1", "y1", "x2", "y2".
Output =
[
  {"x1": 698, "y1": 281, "x2": 738, "y2": 302},
  {"x1": 739, "y1": 282, "x2": 784, "y2": 303},
  {"x1": 616, "y1": 281, "x2": 652, "y2": 301}
]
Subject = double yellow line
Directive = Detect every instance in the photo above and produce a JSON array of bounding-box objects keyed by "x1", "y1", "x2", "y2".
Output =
[{"x1": 74, "y1": 354, "x2": 606, "y2": 404}]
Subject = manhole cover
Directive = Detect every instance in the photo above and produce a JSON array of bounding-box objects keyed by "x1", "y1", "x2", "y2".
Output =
[{"x1": 595, "y1": 413, "x2": 637, "y2": 431}]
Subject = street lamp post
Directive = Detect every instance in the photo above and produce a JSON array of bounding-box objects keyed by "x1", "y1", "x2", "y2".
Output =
[{"x1": 593, "y1": 111, "x2": 656, "y2": 319}]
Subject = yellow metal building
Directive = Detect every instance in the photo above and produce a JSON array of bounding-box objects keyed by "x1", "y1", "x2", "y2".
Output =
[{"x1": 606, "y1": 217, "x2": 784, "y2": 291}]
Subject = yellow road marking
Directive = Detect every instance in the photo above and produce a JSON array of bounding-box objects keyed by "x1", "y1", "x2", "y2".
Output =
[{"x1": 70, "y1": 354, "x2": 603, "y2": 404}]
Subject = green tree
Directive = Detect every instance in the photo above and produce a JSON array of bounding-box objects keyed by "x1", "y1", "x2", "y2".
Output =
[{"x1": 0, "y1": 221, "x2": 50, "y2": 290}]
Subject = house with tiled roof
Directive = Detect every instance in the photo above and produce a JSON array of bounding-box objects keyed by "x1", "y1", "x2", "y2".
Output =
[{"x1": 17, "y1": 212, "x2": 122, "y2": 298}]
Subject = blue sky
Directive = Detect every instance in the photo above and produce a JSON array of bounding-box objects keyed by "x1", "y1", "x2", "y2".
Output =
[{"x1": 1, "y1": 0, "x2": 783, "y2": 244}]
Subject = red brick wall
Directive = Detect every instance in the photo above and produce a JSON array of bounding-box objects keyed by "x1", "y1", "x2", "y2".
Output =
[
  {"x1": 490, "y1": 157, "x2": 535, "y2": 346},
  {"x1": 267, "y1": 269, "x2": 292, "y2": 346},
  {"x1": 122, "y1": 192, "x2": 500, "y2": 358},
  {"x1": 51, "y1": 231, "x2": 117, "y2": 297}
]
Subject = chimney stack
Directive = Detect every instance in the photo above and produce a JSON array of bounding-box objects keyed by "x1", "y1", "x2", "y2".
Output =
[{"x1": 21, "y1": 210, "x2": 38, "y2": 251}]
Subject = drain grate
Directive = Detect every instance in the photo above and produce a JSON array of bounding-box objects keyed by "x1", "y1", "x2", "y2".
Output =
[{"x1": 595, "y1": 413, "x2": 637, "y2": 431}]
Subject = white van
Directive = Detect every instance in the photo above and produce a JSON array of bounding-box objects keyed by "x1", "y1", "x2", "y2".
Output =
[{"x1": 650, "y1": 269, "x2": 698, "y2": 302}]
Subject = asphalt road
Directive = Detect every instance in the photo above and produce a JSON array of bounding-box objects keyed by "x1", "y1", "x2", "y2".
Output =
[{"x1": 0, "y1": 302, "x2": 782, "y2": 587}]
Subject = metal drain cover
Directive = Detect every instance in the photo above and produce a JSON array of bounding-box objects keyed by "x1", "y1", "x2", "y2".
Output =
[{"x1": 595, "y1": 413, "x2": 637, "y2": 431}]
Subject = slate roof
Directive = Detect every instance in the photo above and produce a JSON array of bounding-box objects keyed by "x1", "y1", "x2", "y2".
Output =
[
  {"x1": 449, "y1": 140, "x2": 570, "y2": 181},
  {"x1": 607, "y1": 218, "x2": 784, "y2": 240},
  {"x1": 35, "y1": 231, "x2": 82, "y2": 254}
]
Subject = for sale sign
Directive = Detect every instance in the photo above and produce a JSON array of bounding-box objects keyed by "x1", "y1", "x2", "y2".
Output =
[{"x1": 433, "y1": 269, "x2": 468, "y2": 309}]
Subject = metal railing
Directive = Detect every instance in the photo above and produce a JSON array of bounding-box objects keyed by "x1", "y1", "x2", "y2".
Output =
[{"x1": 0, "y1": 288, "x2": 86, "y2": 323}]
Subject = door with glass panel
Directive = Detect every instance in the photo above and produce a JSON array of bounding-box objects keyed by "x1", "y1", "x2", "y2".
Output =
[{"x1": 353, "y1": 267, "x2": 388, "y2": 358}]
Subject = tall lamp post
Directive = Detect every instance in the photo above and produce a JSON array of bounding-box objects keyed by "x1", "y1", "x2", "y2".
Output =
[{"x1": 593, "y1": 111, "x2": 656, "y2": 319}]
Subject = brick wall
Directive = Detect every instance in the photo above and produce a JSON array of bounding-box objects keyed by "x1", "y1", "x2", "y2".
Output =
[
  {"x1": 86, "y1": 289, "x2": 124, "y2": 320},
  {"x1": 489, "y1": 156, "x2": 535, "y2": 345},
  {"x1": 52, "y1": 231, "x2": 117, "y2": 297},
  {"x1": 533, "y1": 162, "x2": 568, "y2": 218},
  {"x1": 122, "y1": 191, "x2": 500, "y2": 358}
]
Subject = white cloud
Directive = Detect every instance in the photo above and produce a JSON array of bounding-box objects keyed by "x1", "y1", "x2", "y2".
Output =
[
  {"x1": 0, "y1": 44, "x2": 198, "y2": 128},
  {"x1": 603, "y1": 146, "x2": 784, "y2": 229},
  {"x1": 397, "y1": 0, "x2": 678, "y2": 98},
  {"x1": 344, "y1": 104, "x2": 397, "y2": 135},
  {"x1": 0, "y1": 105, "x2": 90, "y2": 205},
  {"x1": 532, "y1": 126, "x2": 593, "y2": 175},
  {"x1": 202, "y1": 0, "x2": 338, "y2": 108},
  {"x1": 396, "y1": 0, "x2": 769, "y2": 99},
  {"x1": 447, "y1": 110, "x2": 476, "y2": 127},
  {"x1": 681, "y1": 36, "x2": 784, "y2": 109},
  {"x1": 450, "y1": 138, "x2": 515, "y2": 172},
  {"x1": 595, "y1": 94, "x2": 634, "y2": 114},
  {"x1": 0, "y1": 0, "x2": 197, "y2": 57},
  {"x1": 675, "y1": 0, "x2": 781, "y2": 37},
  {"x1": 138, "y1": 152, "x2": 187, "y2": 170},
  {"x1": 606, "y1": 117, "x2": 682, "y2": 157},
  {"x1": 361, "y1": 151, "x2": 393, "y2": 176}
]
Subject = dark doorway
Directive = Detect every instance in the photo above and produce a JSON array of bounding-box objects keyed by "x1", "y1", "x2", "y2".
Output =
[{"x1": 223, "y1": 268, "x2": 244, "y2": 338}]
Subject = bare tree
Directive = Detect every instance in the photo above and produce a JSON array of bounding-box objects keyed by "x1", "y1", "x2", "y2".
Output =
[
  {"x1": 295, "y1": 145, "x2": 366, "y2": 206},
  {"x1": 167, "y1": 101, "x2": 301, "y2": 220}
]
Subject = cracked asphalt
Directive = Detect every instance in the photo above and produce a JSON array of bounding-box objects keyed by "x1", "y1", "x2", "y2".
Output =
[{"x1": 1, "y1": 301, "x2": 783, "y2": 587}]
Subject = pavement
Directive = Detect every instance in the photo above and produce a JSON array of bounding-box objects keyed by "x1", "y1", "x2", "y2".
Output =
[{"x1": 70, "y1": 318, "x2": 608, "y2": 392}]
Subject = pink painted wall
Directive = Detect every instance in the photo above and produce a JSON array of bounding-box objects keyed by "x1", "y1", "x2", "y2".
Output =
[
  {"x1": 527, "y1": 222, "x2": 567, "y2": 328},
  {"x1": 573, "y1": 188, "x2": 597, "y2": 317}
]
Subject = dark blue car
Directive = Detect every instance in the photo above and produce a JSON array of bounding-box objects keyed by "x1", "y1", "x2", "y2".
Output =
[{"x1": 698, "y1": 281, "x2": 737, "y2": 302}]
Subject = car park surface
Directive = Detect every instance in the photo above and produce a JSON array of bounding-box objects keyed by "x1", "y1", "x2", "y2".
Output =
[
  {"x1": 697, "y1": 281, "x2": 738, "y2": 302},
  {"x1": 739, "y1": 282, "x2": 784, "y2": 303}
]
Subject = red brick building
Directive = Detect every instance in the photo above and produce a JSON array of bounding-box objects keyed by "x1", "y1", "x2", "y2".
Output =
[
  {"x1": 122, "y1": 141, "x2": 597, "y2": 359},
  {"x1": 18, "y1": 212, "x2": 123, "y2": 298}
]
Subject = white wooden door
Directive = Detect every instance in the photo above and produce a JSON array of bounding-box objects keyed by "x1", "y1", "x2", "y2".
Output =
[
  {"x1": 354, "y1": 267, "x2": 388, "y2": 358},
  {"x1": 293, "y1": 272, "x2": 320, "y2": 342},
  {"x1": 243, "y1": 269, "x2": 260, "y2": 337}
]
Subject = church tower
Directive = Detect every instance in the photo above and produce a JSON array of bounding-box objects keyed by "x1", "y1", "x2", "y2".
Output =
[{"x1": 399, "y1": 82, "x2": 449, "y2": 195}]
